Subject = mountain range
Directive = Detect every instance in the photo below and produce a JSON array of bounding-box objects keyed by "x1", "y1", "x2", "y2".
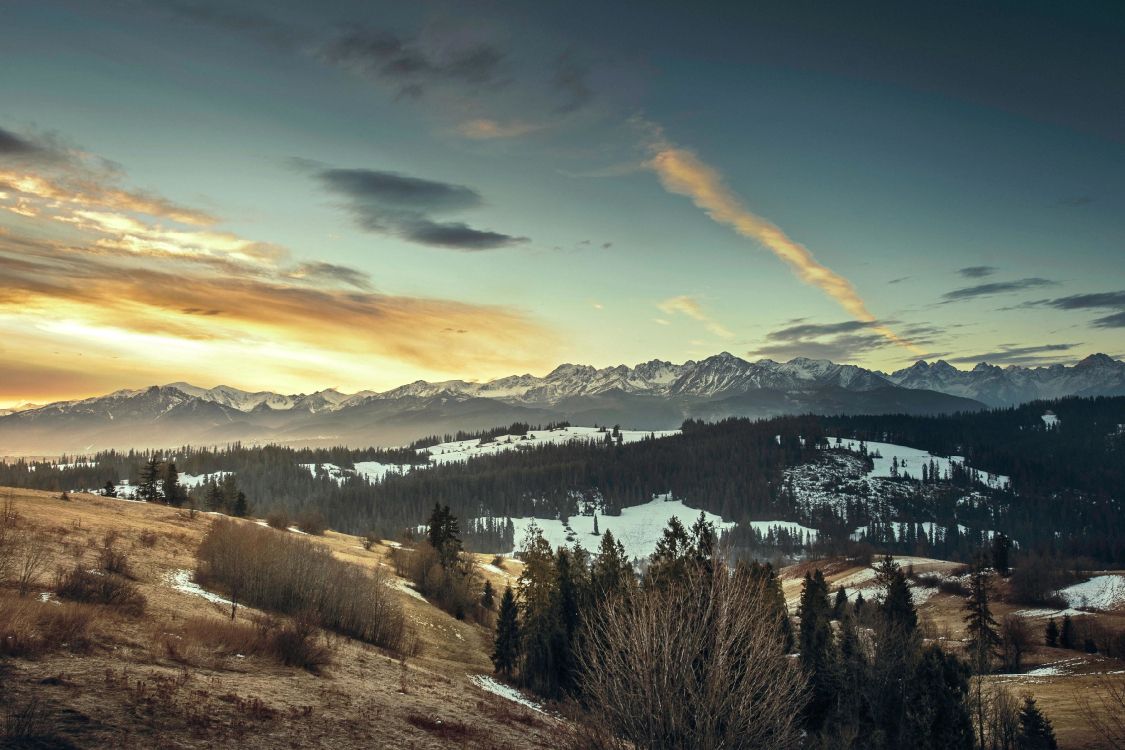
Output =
[{"x1": 1, "y1": 353, "x2": 1122, "y2": 455}]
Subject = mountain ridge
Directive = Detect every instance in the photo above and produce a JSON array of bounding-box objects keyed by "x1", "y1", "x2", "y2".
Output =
[{"x1": 1, "y1": 353, "x2": 1121, "y2": 454}]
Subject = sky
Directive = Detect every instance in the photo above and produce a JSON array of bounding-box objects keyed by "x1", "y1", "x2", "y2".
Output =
[{"x1": 1, "y1": 0, "x2": 1123, "y2": 407}]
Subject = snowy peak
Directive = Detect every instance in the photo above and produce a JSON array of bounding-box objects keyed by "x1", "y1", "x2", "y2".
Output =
[{"x1": 888, "y1": 353, "x2": 1125, "y2": 406}]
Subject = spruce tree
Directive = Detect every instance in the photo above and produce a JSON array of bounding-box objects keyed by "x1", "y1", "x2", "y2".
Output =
[
  {"x1": 798, "y1": 569, "x2": 837, "y2": 732},
  {"x1": 1016, "y1": 695, "x2": 1058, "y2": 749},
  {"x1": 1060, "y1": 615, "x2": 1075, "y2": 650},
  {"x1": 1044, "y1": 619, "x2": 1059, "y2": 648},
  {"x1": 590, "y1": 530, "x2": 633, "y2": 600},
  {"x1": 492, "y1": 585, "x2": 519, "y2": 678},
  {"x1": 103, "y1": 480, "x2": 117, "y2": 497},
  {"x1": 833, "y1": 586, "x2": 848, "y2": 620},
  {"x1": 232, "y1": 491, "x2": 248, "y2": 517},
  {"x1": 877, "y1": 556, "x2": 917, "y2": 633},
  {"x1": 138, "y1": 456, "x2": 160, "y2": 503},
  {"x1": 481, "y1": 579, "x2": 495, "y2": 610},
  {"x1": 162, "y1": 462, "x2": 182, "y2": 506},
  {"x1": 963, "y1": 561, "x2": 1000, "y2": 674}
]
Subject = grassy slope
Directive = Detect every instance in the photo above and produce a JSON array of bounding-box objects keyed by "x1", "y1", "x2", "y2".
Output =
[{"x1": 0, "y1": 487, "x2": 559, "y2": 750}]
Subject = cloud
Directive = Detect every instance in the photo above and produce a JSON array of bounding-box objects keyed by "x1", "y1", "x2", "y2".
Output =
[
  {"x1": 1042, "y1": 291, "x2": 1125, "y2": 310},
  {"x1": 552, "y1": 49, "x2": 593, "y2": 114},
  {"x1": 320, "y1": 26, "x2": 506, "y2": 99},
  {"x1": 640, "y1": 121, "x2": 918, "y2": 354},
  {"x1": 766, "y1": 320, "x2": 879, "y2": 341},
  {"x1": 456, "y1": 118, "x2": 544, "y2": 140},
  {"x1": 946, "y1": 343, "x2": 1079, "y2": 366},
  {"x1": 958, "y1": 265, "x2": 997, "y2": 278},
  {"x1": 941, "y1": 277, "x2": 1057, "y2": 302},
  {"x1": 1029, "y1": 290, "x2": 1125, "y2": 328},
  {"x1": 657, "y1": 296, "x2": 734, "y2": 338},
  {"x1": 312, "y1": 166, "x2": 527, "y2": 250},
  {"x1": 0, "y1": 126, "x2": 45, "y2": 158},
  {"x1": 286, "y1": 261, "x2": 372, "y2": 290}
]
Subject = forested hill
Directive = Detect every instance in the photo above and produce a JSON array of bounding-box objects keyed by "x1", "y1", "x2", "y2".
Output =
[{"x1": 2, "y1": 397, "x2": 1123, "y2": 562}]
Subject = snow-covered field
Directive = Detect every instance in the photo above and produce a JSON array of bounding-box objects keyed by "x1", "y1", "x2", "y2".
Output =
[
  {"x1": 1060, "y1": 575, "x2": 1125, "y2": 611},
  {"x1": 422, "y1": 426, "x2": 679, "y2": 465},
  {"x1": 510, "y1": 495, "x2": 734, "y2": 560},
  {"x1": 829, "y1": 438, "x2": 1010, "y2": 489}
]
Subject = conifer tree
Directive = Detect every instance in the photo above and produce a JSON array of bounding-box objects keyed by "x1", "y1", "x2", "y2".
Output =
[
  {"x1": 1060, "y1": 615, "x2": 1075, "y2": 649},
  {"x1": 877, "y1": 555, "x2": 917, "y2": 633},
  {"x1": 138, "y1": 456, "x2": 160, "y2": 502},
  {"x1": 1016, "y1": 695, "x2": 1058, "y2": 749},
  {"x1": 1044, "y1": 618, "x2": 1059, "y2": 648},
  {"x1": 232, "y1": 490, "x2": 248, "y2": 517},
  {"x1": 963, "y1": 561, "x2": 1001, "y2": 674},
  {"x1": 103, "y1": 480, "x2": 117, "y2": 497},
  {"x1": 833, "y1": 586, "x2": 848, "y2": 620},
  {"x1": 492, "y1": 585, "x2": 519, "y2": 678},
  {"x1": 590, "y1": 530, "x2": 633, "y2": 600},
  {"x1": 481, "y1": 579, "x2": 495, "y2": 610},
  {"x1": 799, "y1": 569, "x2": 837, "y2": 732},
  {"x1": 162, "y1": 462, "x2": 182, "y2": 506}
]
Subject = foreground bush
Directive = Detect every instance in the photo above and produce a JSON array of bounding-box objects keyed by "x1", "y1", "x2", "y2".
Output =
[
  {"x1": 0, "y1": 599, "x2": 97, "y2": 657},
  {"x1": 579, "y1": 568, "x2": 807, "y2": 750},
  {"x1": 54, "y1": 566, "x2": 146, "y2": 616},
  {"x1": 177, "y1": 613, "x2": 331, "y2": 671},
  {"x1": 195, "y1": 519, "x2": 406, "y2": 652}
]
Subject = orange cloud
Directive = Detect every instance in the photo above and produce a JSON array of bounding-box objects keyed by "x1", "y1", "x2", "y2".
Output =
[
  {"x1": 456, "y1": 118, "x2": 545, "y2": 140},
  {"x1": 657, "y1": 295, "x2": 734, "y2": 339},
  {"x1": 643, "y1": 126, "x2": 918, "y2": 353}
]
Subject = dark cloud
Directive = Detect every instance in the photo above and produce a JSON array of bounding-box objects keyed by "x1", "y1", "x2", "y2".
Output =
[
  {"x1": 319, "y1": 168, "x2": 482, "y2": 214},
  {"x1": 552, "y1": 49, "x2": 593, "y2": 113},
  {"x1": 1091, "y1": 311, "x2": 1125, "y2": 328},
  {"x1": 747, "y1": 333, "x2": 890, "y2": 363},
  {"x1": 288, "y1": 261, "x2": 373, "y2": 290},
  {"x1": 312, "y1": 166, "x2": 526, "y2": 251},
  {"x1": 320, "y1": 27, "x2": 506, "y2": 99},
  {"x1": 0, "y1": 126, "x2": 44, "y2": 157},
  {"x1": 941, "y1": 277, "x2": 1057, "y2": 302},
  {"x1": 958, "y1": 265, "x2": 997, "y2": 278},
  {"x1": 767, "y1": 319, "x2": 878, "y2": 341},
  {"x1": 1043, "y1": 291, "x2": 1125, "y2": 310},
  {"x1": 947, "y1": 343, "x2": 1079, "y2": 366},
  {"x1": 403, "y1": 221, "x2": 525, "y2": 251}
]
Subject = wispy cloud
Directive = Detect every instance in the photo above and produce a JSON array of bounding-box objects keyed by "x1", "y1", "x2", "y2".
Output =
[
  {"x1": 941, "y1": 277, "x2": 1057, "y2": 302},
  {"x1": 657, "y1": 296, "x2": 734, "y2": 339},
  {"x1": 456, "y1": 118, "x2": 545, "y2": 140},
  {"x1": 639, "y1": 121, "x2": 918, "y2": 354},
  {"x1": 958, "y1": 265, "x2": 997, "y2": 278},
  {"x1": 947, "y1": 343, "x2": 1079, "y2": 366},
  {"x1": 1027, "y1": 290, "x2": 1125, "y2": 328},
  {"x1": 308, "y1": 164, "x2": 527, "y2": 250}
]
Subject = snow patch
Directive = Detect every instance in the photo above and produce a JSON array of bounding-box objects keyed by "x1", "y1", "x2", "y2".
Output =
[{"x1": 470, "y1": 675, "x2": 545, "y2": 714}]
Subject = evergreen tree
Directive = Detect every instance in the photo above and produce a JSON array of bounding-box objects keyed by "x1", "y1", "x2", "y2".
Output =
[
  {"x1": 426, "y1": 503, "x2": 462, "y2": 568},
  {"x1": 1044, "y1": 619, "x2": 1059, "y2": 648},
  {"x1": 646, "y1": 516, "x2": 692, "y2": 589},
  {"x1": 592, "y1": 513, "x2": 599, "y2": 536},
  {"x1": 492, "y1": 585, "x2": 519, "y2": 678},
  {"x1": 1016, "y1": 695, "x2": 1058, "y2": 749},
  {"x1": 903, "y1": 645, "x2": 974, "y2": 749},
  {"x1": 991, "y1": 533, "x2": 1012, "y2": 576},
  {"x1": 833, "y1": 586, "x2": 848, "y2": 620},
  {"x1": 877, "y1": 556, "x2": 918, "y2": 634},
  {"x1": 138, "y1": 456, "x2": 160, "y2": 502},
  {"x1": 205, "y1": 480, "x2": 225, "y2": 512},
  {"x1": 1060, "y1": 615, "x2": 1075, "y2": 650},
  {"x1": 517, "y1": 527, "x2": 564, "y2": 697},
  {"x1": 798, "y1": 569, "x2": 837, "y2": 732},
  {"x1": 162, "y1": 461, "x2": 182, "y2": 506},
  {"x1": 232, "y1": 490, "x2": 248, "y2": 517},
  {"x1": 963, "y1": 561, "x2": 1001, "y2": 673},
  {"x1": 102, "y1": 480, "x2": 117, "y2": 497},
  {"x1": 590, "y1": 530, "x2": 633, "y2": 600},
  {"x1": 481, "y1": 579, "x2": 495, "y2": 610}
]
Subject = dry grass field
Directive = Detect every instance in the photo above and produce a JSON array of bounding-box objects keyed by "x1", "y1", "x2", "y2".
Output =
[{"x1": 0, "y1": 487, "x2": 561, "y2": 750}]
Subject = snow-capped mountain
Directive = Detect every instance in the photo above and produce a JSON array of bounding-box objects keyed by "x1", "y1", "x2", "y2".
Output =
[
  {"x1": 1, "y1": 353, "x2": 1120, "y2": 454},
  {"x1": 886, "y1": 353, "x2": 1125, "y2": 406}
]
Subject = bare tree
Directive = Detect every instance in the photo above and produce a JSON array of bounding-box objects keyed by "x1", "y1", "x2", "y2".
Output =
[
  {"x1": 0, "y1": 496, "x2": 19, "y2": 583},
  {"x1": 16, "y1": 532, "x2": 50, "y2": 596},
  {"x1": 1000, "y1": 613, "x2": 1035, "y2": 672},
  {"x1": 1082, "y1": 676, "x2": 1125, "y2": 749},
  {"x1": 578, "y1": 566, "x2": 807, "y2": 750}
]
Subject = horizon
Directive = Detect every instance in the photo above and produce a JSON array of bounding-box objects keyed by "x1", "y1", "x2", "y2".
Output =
[
  {"x1": 4, "y1": 349, "x2": 1119, "y2": 410},
  {"x1": 3, "y1": 1, "x2": 1124, "y2": 408}
]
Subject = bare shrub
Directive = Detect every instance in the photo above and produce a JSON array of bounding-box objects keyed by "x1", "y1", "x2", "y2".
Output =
[
  {"x1": 54, "y1": 565, "x2": 146, "y2": 615},
  {"x1": 0, "y1": 600, "x2": 96, "y2": 657},
  {"x1": 0, "y1": 497, "x2": 19, "y2": 583},
  {"x1": 397, "y1": 540, "x2": 485, "y2": 622},
  {"x1": 1008, "y1": 553, "x2": 1074, "y2": 606},
  {"x1": 15, "y1": 532, "x2": 51, "y2": 596},
  {"x1": 179, "y1": 613, "x2": 330, "y2": 671},
  {"x1": 579, "y1": 566, "x2": 807, "y2": 750},
  {"x1": 97, "y1": 531, "x2": 132, "y2": 578},
  {"x1": 295, "y1": 510, "x2": 327, "y2": 536},
  {"x1": 138, "y1": 530, "x2": 158, "y2": 548},
  {"x1": 1082, "y1": 676, "x2": 1125, "y2": 748},
  {"x1": 194, "y1": 519, "x2": 407, "y2": 652},
  {"x1": 3, "y1": 697, "x2": 69, "y2": 748},
  {"x1": 362, "y1": 532, "x2": 379, "y2": 551},
  {"x1": 265, "y1": 509, "x2": 290, "y2": 530},
  {"x1": 938, "y1": 578, "x2": 970, "y2": 597}
]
